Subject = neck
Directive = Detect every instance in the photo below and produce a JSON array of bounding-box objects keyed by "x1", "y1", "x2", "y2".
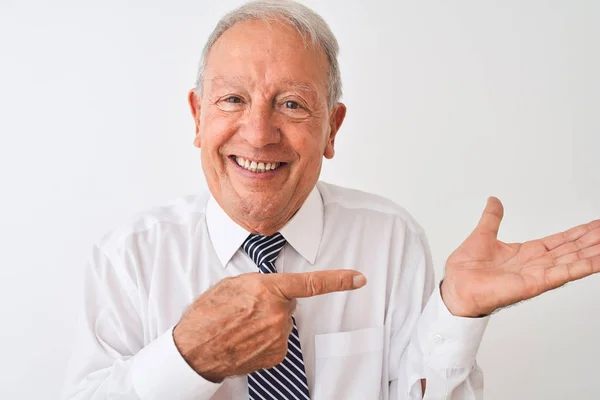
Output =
[{"x1": 231, "y1": 208, "x2": 299, "y2": 236}]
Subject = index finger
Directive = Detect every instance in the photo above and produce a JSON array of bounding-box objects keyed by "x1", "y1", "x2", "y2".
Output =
[{"x1": 270, "y1": 270, "x2": 367, "y2": 299}]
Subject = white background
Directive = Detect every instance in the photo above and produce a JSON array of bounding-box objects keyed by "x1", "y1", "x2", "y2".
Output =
[{"x1": 1, "y1": 0, "x2": 598, "y2": 399}]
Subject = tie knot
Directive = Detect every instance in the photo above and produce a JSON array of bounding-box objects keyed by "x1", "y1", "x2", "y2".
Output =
[{"x1": 242, "y1": 232, "x2": 286, "y2": 272}]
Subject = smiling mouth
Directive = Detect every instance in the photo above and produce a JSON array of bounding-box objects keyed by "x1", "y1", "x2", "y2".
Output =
[{"x1": 230, "y1": 156, "x2": 287, "y2": 173}]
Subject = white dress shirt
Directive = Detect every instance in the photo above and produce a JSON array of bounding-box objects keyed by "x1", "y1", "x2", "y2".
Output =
[{"x1": 61, "y1": 181, "x2": 489, "y2": 400}]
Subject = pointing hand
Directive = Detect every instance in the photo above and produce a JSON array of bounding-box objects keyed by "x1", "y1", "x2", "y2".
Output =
[{"x1": 174, "y1": 270, "x2": 366, "y2": 382}]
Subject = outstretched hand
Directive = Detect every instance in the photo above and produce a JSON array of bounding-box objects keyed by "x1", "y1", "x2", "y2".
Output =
[{"x1": 441, "y1": 197, "x2": 600, "y2": 317}]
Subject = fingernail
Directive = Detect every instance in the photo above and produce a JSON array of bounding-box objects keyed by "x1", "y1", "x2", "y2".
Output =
[{"x1": 353, "y1": 273, "x2": 367, "y2": 288}]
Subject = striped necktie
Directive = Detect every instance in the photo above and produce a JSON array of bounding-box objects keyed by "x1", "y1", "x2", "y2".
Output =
[{"x1": 242, "y1": 232, "x2": 311, "y2": 400}]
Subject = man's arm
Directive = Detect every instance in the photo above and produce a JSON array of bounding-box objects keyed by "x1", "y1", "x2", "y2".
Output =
[
  {"x1": 62, "y1": 243, "x2": 366, "y2": 399},
  {"x1": 391, "y1": 199, "x2": 599, "y2": 399},
  {"x1": 60, "y1": 245, "x2": 222, "y2": 400},
  {"x1": 388, "y1": 227, "x2": 488, "y2": 400}
]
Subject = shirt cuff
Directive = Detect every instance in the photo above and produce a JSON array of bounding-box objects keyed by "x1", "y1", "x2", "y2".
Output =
[
  {"x1": 417, "y1": 285, "x2": 490, "y2": 369},
  {"x1": 131, "y1": 326, "x2": 223, "y2": 400}
]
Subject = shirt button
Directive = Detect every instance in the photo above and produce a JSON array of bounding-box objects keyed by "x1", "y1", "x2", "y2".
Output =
[{"x1": 433, "y1": 334, "x2": 444, "y2": 344}]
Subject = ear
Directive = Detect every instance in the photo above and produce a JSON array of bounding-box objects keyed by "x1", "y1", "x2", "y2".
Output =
[
  {"x1": 188, "y1": 89, "x2": 202, "y2": 148},
  {"x1": 324, "y1": 102, "x2": 346, "y2": 159}
]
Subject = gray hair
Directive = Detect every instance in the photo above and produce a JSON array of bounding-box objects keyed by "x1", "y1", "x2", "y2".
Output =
[{"x1": 194, "y1": 0, "x2": 342, "y2": 109}]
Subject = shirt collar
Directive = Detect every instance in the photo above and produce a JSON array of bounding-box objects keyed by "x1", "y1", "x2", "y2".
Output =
[{"x1": 206, "y1": 186, "x2": 324, "y2": 268}]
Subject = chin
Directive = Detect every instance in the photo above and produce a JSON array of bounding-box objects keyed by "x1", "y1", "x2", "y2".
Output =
[{"x1": 238, "y1": 194, "x2": 290, "y2": 221}]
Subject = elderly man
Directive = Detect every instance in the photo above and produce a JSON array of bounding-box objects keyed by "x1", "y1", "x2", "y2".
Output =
[{"x1": 61, "y1": 1, "x2": 600, "y2": 399}]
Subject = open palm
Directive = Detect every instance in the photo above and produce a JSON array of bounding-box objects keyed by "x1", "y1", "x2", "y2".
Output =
[{"x1": 441, "y1": 197, "x2": 600, "y2": 317}]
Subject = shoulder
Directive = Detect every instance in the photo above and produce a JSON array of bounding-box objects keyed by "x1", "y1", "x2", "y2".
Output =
[
  {"x1": 94, "y1": 191, "x2": 210, "y2": 256},
  {"x1": 317, "y1": 181, "x2": 425, "y2": 236}
]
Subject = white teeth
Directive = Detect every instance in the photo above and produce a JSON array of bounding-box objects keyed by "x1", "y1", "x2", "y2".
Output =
[{"x1": 234, "y1": 157, "x2": 281, "y2": 173}]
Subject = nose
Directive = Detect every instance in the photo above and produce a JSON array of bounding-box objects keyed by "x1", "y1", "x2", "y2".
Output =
[{"x1": 238, "y1": 103, "x2": 281, "y2": 148}]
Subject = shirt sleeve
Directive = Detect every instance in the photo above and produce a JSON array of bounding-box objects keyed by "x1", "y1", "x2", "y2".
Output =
[
  {"x1": 388, "y1": 227, "x2": 489, "y2": 400},
  {"x1": 60, "y1": 244, "x2": 222, "y2": 400}
]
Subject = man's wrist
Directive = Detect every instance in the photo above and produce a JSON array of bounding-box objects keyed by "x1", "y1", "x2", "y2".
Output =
[
  {"x1": 439, "y1": 279, "x2": 491, "y2": 318},
  {"x1": 173, "y1": 323, "x2": 226, "y2": 383}
]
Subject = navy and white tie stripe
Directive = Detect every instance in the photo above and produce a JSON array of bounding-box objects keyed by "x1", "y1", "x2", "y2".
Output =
[{"x1": 242, "y1": 232, "x2": 311, "y2": 400}]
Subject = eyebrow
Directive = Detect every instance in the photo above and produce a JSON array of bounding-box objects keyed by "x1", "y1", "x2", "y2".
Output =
[
  {"x1": 206, "y1": 76, "x2": 245, "y2": 87},
  {"x1": 206, "y1": 76, "x2": 319, "y2": 96},
  {"x1": 281, "y1": 79, "x2": 318, "y2": 95}
]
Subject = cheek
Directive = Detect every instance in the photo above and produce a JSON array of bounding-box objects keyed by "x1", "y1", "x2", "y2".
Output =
[
  {"x1": 289, "y1": 120, "x2": 330, "y2": 160},
  {"x1": 200, "y1": 113, "x2": 239, "y2": 153}
]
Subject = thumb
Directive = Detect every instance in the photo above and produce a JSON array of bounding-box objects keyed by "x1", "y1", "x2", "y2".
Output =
[
  {"x1": 271, "y1": 270, "x2": 367, "y2": 299},
  {"x1": 475, "y1": 196, "x2": 504, "y2": 238}
]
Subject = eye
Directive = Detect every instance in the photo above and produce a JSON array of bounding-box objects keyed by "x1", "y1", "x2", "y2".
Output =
[
  {"x1": 284, "y1": 100, "x2": 301, "y2": 110},
  {"x1": 224, "y1": 96, "x2": 242, "y2": 104}
]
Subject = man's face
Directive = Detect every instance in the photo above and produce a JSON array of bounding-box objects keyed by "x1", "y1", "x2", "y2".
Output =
[{"x1": 190, "y1": 19, "x2": 346, "y2": 234}]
